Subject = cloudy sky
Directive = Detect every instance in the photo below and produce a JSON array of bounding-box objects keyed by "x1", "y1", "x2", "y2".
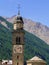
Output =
[{"x1": 0, "y1": 0, "x2": 49, "y2": 27}]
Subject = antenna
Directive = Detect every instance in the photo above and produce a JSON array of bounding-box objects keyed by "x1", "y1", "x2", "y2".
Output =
[{"x1": 18, "y1": 4, "x2": 20, "y2": 15}]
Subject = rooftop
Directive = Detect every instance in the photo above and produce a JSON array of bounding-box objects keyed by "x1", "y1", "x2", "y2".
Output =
[{"x1": 27, "y1": 56, "x2": 46, "y2": 63}]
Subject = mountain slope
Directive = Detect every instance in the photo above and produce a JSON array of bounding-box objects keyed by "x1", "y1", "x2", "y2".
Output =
[
  {"x1": 0, "y1": 23, "x2": 12, "y2": 60},
  {"x1": 0, "y1": 16, "x2": 12, "y2": 30},
  {"x1": 6, "y1": 16, "x2": 49, "y2": 44},
  {"x1": 0, "y1": 17, "x2": 49, "y2": 65},
  {"x1": 24, "y1": 19, "x2": 49, "y2": 45}
]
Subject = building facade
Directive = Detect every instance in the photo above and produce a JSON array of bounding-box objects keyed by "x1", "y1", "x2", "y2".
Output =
[{"x1": 12, "y1": 14, "x2": 24, "y2": 65}]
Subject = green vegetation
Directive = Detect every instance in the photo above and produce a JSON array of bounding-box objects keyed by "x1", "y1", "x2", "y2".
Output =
[{"x1": 0, "y1": 17, "x2": 49, "y2": 65}]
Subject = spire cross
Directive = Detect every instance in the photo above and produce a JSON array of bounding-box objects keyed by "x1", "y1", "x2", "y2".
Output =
[{"x1": 18, "y1": 4, "x2": 20, "y2": 15}]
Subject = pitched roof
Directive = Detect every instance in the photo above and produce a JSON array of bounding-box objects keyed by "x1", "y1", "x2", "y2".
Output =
[
  {"x1": 30, "y1": 56, "x2": 43, "y2": 61},
  {"x1": 27, "y1": 56, "x2": 46, "y2": 63}
]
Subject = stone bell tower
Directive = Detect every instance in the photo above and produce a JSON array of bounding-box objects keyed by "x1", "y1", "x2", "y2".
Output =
[{"x1": 12, "y1": 11, "x2": 24, "y2": 65}]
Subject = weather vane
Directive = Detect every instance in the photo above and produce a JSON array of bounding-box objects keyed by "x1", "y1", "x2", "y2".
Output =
[{"x1": 18, "y1": 4, "x2": 20, "y2": 15}]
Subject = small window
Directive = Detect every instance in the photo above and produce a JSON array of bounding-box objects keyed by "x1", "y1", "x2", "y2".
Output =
[
  {"x1": 17, "y1": 62, "x2": 19, "y2": 65},
  {"x1": 16, "y1": 37, "x2": 20, "y2": 44},
  {"x1": 5, "y1": 62, "x2": 7, "y2": 64},
  {"x1": 17, "y1": 56, "x2": 19, "y2": 59}
]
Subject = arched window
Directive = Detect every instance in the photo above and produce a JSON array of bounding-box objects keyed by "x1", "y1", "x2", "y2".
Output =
[{"x1": 16, "y1": 37, "x2": 20, "y2": 44}]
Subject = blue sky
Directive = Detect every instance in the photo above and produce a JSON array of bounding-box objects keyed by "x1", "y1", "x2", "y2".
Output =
[{"x1": 0, "y1": 0, "x2": 49, "y2": 27}]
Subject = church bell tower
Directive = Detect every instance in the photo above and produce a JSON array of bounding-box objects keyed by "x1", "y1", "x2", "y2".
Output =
[{"x1": 12, "y1": 12, "x2": 24, "y2": 65}]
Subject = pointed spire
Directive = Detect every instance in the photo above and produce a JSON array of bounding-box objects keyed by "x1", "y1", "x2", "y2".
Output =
[{"x1": 18, "y1": 4, "x2": 20, "y2": 15}]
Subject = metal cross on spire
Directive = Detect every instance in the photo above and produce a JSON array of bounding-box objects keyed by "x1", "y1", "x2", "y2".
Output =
[{"x1": 18, "y1": 4, "x2": 20, "y2": 15}]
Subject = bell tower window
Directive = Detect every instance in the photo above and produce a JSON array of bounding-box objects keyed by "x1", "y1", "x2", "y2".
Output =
[
  {"x1": 16, "y1": 37, "x2": 20, "y2": 44},
  {"x1": 17, "y1": 56, "x2": 19, "y2": 59}
]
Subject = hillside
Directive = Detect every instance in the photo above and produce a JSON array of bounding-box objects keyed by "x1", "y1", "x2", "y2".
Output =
[
  {"x1": 6, "y1": 15, "x2": 49, "y2": 44},
  {"x1": 0, "y1": 16, "x2": 49, "y2": 65}
]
